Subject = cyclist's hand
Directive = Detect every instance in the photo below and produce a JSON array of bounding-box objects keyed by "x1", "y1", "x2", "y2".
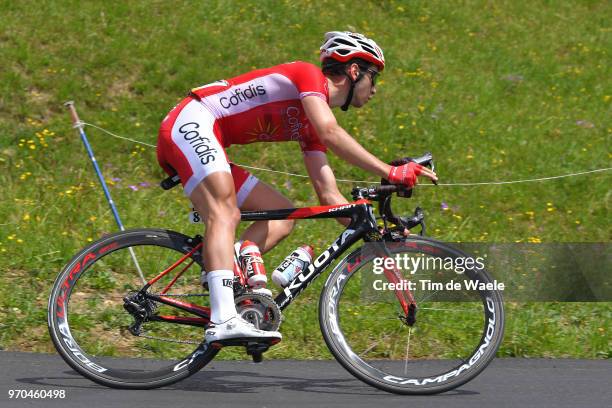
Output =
[{"x1": 388, "y1": 162, "x2": 438, "y2": 187}]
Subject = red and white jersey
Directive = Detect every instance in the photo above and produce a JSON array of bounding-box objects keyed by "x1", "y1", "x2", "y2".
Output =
[{"x1": 180, "y1": 61, "x2": 329, "y2": 153}]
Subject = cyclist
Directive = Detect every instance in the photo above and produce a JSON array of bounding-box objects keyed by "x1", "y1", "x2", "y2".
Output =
[{"x1": 156, "y1": 31, "x2": 438, "y2": 345}]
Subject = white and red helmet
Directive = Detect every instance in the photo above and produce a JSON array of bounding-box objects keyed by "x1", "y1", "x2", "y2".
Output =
[{"x1": 320, "y1": 31, "x2": 385, "y2": 71}]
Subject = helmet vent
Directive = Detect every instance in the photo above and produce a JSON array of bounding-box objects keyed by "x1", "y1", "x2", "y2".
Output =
[{"x1": 334, "y1": 38, "x2": 355, "y2": 47}]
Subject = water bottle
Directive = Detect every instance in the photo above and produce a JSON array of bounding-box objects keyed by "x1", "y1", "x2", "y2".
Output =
[
  {"x1": 239, "y1": 240, "x2": 268, "y2": 289},
  {"x1": 233, "y1": 242, "x2": 246, "y2": 287},
  {"x1": 272, "y1": 245, "x2": 314, "y2": 287}
]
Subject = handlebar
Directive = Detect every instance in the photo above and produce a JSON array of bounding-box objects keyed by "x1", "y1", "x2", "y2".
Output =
[
  {"x1": 351, "y1": 151, "x2": 436, "y2": 199},
  {"x1": 351, "y1": 152, "x2": 436, "y2": 235}
]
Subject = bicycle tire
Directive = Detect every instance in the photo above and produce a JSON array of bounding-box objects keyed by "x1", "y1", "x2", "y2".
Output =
[
  {"x1": 319, "y1": 236, "x2": 505, "y2": 394},
  {"x1": 47, "y1": 228, "x2": 219, "y2": 389}
]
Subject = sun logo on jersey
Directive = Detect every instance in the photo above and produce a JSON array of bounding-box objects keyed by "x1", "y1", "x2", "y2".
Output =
[{"x1": 246, "y1": 117, "x2": 279, "y2": 142}]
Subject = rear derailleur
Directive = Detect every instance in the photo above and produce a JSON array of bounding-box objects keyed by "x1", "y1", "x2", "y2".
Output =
[{"x1": 122, "y1": 291, "x2": 157, "y2": 336}]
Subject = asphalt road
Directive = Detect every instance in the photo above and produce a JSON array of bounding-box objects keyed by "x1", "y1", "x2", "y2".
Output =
[{"x1": 1, "y1": 351, "x2": 610, "y2": 408}]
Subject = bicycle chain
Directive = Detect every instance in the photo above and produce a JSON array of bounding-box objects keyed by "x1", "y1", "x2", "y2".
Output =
[
  {"x1": 137, "y1": 331, "x2": 201, "y2": 345},
  {"x1": 133, "y1": 292, "x2": 281, "y2": 345},
  {"x1": 128, "y1": 292, "x2": 207, "y2": 345}
]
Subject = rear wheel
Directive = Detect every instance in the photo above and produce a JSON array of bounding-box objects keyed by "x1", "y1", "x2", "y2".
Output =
[
  {"x1": 48, "y1": 228, "x2": 218, "y2": 389},
  {"x1": 319, "y1": 236, "x2": 504, "y2": 394}
]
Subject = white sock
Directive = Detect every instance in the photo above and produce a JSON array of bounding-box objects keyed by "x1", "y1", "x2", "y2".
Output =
[{"x1": 207, "y1": 270, "x2": 237, "y2": 324}]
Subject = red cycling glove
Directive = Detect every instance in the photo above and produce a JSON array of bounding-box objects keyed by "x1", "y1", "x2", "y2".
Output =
[{"x1": 387, "y1": 162, "x2": 424, "y2": 187}]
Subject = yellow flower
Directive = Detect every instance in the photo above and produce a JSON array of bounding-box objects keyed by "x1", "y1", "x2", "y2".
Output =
[
  {"x1": 22, "y1": 214, "x2": 30, "y2": 221},
  {"x1": 89, "y1": 216, "x2": 97, "y2": 222},
  {"x1": 417, "y1": 104, "x2": 425, "y2": 113},
  {"x1": 16, "y1": 239, "x2": 24, "y2": 244}
]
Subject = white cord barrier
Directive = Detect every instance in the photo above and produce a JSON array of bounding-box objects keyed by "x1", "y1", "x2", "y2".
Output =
[{"x1": 82, "y1": 122, "x2": 612, "y2": 186}]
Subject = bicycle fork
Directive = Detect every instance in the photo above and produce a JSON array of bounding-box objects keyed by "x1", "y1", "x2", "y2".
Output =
[
  {"x1": 376, "y1": 243, "x2": 418, "y2": 326},
  {"x1": 382, "y1": 265, "x2": 417, "y2": 326}
]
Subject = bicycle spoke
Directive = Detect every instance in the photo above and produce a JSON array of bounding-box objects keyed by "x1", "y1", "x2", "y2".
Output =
[
  {"x1": 403, "y1": 327, "x2": 412, "y2": 376},
  {"x1": 417, "y1": 306, "x2": 482, "y2": 313}
]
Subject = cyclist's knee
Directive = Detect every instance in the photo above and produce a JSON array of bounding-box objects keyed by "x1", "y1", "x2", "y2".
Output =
[
  {"x1": 190, "y1": 174, "x2": 240, "y2": 230},
  {"x1": 275, "y1": 219, "x2": 295, "y2": 239},
  {"x1": 206, "y1": 200, "x2": 240, "y2": 229}
]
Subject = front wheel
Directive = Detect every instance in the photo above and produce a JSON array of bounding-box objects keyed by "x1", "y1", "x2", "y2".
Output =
[
  {"x1": 48, "y1": 228, "x2": 218, "y2": 389},
  {"x1": 319, "y1": 236, "x2": 504, "y2": 394}
]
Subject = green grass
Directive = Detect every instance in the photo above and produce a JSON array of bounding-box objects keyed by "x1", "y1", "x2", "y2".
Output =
[{"x1": 0, "y1": 0, "x2": 610, "y2": 360}]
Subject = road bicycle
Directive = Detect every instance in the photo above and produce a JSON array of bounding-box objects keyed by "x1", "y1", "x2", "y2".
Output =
[{"x1": 48, "y1": 153, "x2": 505, "y2": 395}]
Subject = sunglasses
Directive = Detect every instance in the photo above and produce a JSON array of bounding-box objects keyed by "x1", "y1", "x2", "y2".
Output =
[{"x1": 365, "y1": 68, "x2": 379, "y2": 86}]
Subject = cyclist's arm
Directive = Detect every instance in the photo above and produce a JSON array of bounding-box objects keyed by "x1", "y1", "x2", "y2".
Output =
[
  {"x1": 303, "y1": 151, "x2": 350, "y2": 226},
  {"x1": 301, "y1": 95, "x2": 391, "y2": 178}
]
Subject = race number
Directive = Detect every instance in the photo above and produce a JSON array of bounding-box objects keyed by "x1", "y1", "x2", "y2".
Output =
[{"x1": 189, "y1": 208, "x2": 203, "y2": 224}]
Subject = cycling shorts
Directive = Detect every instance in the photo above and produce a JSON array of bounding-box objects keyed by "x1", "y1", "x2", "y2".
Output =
[{"x1": 157, "y1": 99, "x2": 259, "y2": 207}]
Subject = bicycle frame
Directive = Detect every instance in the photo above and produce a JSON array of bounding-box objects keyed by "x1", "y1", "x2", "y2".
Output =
[{"x1": 140, "y1": 197, "x2": 409, "y2": 328}]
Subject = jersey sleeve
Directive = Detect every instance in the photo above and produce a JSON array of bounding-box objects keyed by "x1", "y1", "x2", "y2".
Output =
[{"x1": 284, "y1": 61, "x2": 329, "y2": 102}]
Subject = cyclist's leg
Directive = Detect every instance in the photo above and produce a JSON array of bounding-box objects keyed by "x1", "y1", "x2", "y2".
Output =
[
  {"x1": 231, "y1": 164, "x2": 295, "y2": 254},
  {"x1": 158, "y1": 100, "x2": 239, "y2": 324},
  {"x1": 189, "y1": 173, "x2": 239, "y2": 273},
  {"x1": 191, "y1": 176, "x2": 280, "y2": 343},
  {"x1": 157, "y1": 100, "x2": 280, "y2": 342}
]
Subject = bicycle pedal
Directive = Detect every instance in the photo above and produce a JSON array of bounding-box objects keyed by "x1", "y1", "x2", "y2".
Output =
[
  {"x1": 246, "y1": 342, "x2": 270, "y2": 354},
  {"x1": 209, "y1": 337, "x2": 280, "y2": 349},
  {"x1": 250, "y1": 351, "x2": 263, "y2": 363}
]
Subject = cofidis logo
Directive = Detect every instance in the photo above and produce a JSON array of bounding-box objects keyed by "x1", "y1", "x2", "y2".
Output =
[{"x1": 219, "y1": 84, "x2": 266, "y2": 109}]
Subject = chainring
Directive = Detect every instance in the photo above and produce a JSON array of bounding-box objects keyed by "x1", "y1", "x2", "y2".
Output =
[{"x1": 234, "y1": 292, "x2": 282, "y2": 331}]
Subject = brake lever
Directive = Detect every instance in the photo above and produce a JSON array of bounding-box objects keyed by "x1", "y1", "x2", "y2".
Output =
[{"x1": 399, "y1": 207, "x2": 426, "y2": 236}]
